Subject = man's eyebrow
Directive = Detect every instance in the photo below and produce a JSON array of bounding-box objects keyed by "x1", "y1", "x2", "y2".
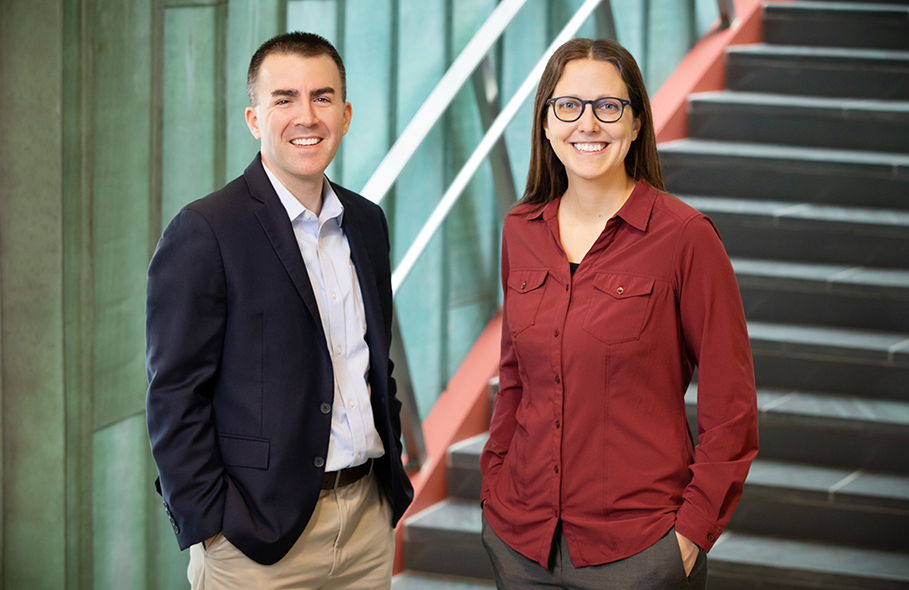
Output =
[
  {"x1": 310, "y1": 87, "x2": 336, "y2": 98},
  {"x1": 271, "y1": 89, "x2": 299, "y2": 98}
]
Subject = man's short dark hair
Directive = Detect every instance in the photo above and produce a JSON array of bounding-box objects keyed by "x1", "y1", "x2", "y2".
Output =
[{"x1": 247, "y1": 31, "x2": 347, "y2": 106}]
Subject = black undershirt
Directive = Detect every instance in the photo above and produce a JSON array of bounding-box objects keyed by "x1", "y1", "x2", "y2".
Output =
[{"x1": 569, "y1": 262, "x2": 579, "y2": 276}]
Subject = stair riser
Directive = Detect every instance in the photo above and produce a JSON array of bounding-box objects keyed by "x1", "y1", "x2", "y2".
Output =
[
  {"x1": 763, "y1": 11, "x2": 909, "y2": 51},
  {"x1": 739, "y1": 286, "x2": 909, "y2": 333},
  {"x1": 708, "y1": 563, "x2": 906, "y2": 590},
  {"x1": 752, "y1": 354, "x2": 909, "y2": 402},
  {"x1": 404, "y1": 529, "x2": 493, "y2": 580},
  {"x1": 709, "y1": 217, "x2": 909, "y2": 269},
  {"x1": 661, "y1": 154, "x2": 909, "y2": 210},
  {"x1": 726, "y1": 53, "x2": 909, "y2": 100},
  {"x1": 687, "y1": 410, "x2": 909, "y2": 473},
  {"x1": 448, "y1": 465, "x2": 483, "y2": 501},
  {"x1": 729, "y1": 491, "x2": 909, "y2": 551},
  {"x1": 687, "y1": 106, "x2": 909, "y2": 153}
]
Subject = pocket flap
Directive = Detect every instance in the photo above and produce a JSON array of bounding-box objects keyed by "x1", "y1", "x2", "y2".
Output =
[
  {"x1": 593, "y1": 273, "x2": 654, "y2": 299},
  {"x1": 218, "y1": 434, "x2": 270, "y2": 470},
  {"x1": 507, "y1": 270, "x2": 548, "y2": 293}
]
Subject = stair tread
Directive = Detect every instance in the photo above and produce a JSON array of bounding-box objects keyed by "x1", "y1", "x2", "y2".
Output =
[
  {"x1": 730, "y1": 258, "x2": 909, "y2": 294},
  {"x1": 678, "y1": 195, "x2": 909, "y2": 230},
  {"x1": 709, "y1": 531, "x2": 909, "y2": 581},
  {"x1": 747, "y1": 321, "x2": 909, "y2": 364},
  {"x1": 745, "y1": 458, "x2": 909, "y2": 506},
  {"x1": 752, "y1": 387, "x2": 909, "y2": 428},
  {"x1": 689, "y1": 90, "x2": 909, "y2": 114},
  {"x1": 392, "y1": 572, "x2": 494, "y2": 589},
  {"x1": 728, "y1": 42, "x2": 909, "y2": 61},
  {"x1": 659, "y1": 138, "x2": 909, "y2": 166},
  {"x1": 765, "y1": 1, "x2": 909, "y2": 17}
]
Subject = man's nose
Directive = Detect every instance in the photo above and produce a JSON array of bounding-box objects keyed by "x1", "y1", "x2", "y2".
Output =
[{"x1": 293, "y1": 102, "x2": 318, "y2": 126}]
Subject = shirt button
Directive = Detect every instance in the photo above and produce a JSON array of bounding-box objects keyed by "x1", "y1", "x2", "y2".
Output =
[
  {"x1": 314, "y1": 457, "x2": 325, "y2": 468},
  {"x1": 521, "y1": 282, "x2": 526, "y2": 290},
  {"x1": 554, "y1": 465, "x2": 559, "y2": 474},
  {"x1": 348, "y1": 400, "x2": 355, "y2": 408},
  {"x1": 565, "y1": 284, "x2": 569, "y2": 291},
  {"x1": 555, "y1": 375, "x2": 561, "y2": 384},
  {"x1": 356, "y1": 453, "x2": 362, "y2": 460},
  {"x1": 320, "y1": 402, "x2": 331, "y2": 414},
  {"x1": 617, "y1": 286, "x2": 624, "y2": 295},
  {"x1": 555, "y1": 420, "x2": 561, "y2": 428},
  {"x1": 330, "y1": 292, "x2": 337, "y2": 299},
  {"x1": 335, "y1": 346, "x2": 342, "y2": 355},
  {"x1": 554, "y1": 329, "x2": 559, "y2": 337}
]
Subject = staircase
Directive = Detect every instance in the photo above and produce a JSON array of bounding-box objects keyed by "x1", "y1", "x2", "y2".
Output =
[{"x1": 392, "y1": 1, "x2": 909, "y2": 588}]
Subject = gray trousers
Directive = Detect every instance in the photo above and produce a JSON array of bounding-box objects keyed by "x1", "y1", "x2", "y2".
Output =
[{"x1": 482, "y1": 515, "x2": 708, "y2": 590}]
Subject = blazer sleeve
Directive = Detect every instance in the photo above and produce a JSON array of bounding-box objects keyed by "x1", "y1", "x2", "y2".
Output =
[{"x1": 146, "y1": 207, "x2": 229, "y2": 549}]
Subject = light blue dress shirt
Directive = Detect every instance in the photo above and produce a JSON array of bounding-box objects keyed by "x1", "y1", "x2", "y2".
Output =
[{"x1": 264, "y1": 164, "x2": 385, "y2": 471}]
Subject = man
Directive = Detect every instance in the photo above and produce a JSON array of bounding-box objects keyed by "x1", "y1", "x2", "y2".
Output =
[{"x1": 146, "y1": 32, "x2": 412, "y2": 589}]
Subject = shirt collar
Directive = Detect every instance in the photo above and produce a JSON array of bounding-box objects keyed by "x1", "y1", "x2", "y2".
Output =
[
  {"x1": 533, "y1": 180, "x2": 655, "y2": 232},
  {"x1": 262, "y1": 163, "x2": 345, "y2": 226}
]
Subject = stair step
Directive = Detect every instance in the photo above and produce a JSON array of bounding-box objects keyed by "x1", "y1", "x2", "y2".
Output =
[
  {"x1": 687, "y1": 91, "x2": 909, "y2": 152},
  {"x1": 748, "y1": 321, "x2": 909, "y2": 401},
  {"x1": 708, "y1": 532, "x2": 909, "y2": 590},
  {"x1": 659, "y1": 139, "x2": 909, "y2": 209},
  {"x1": 764, "y1": 2, "x2": 909, "y2": 51},
  {"x1": 730, "y1": 459, "x2": 909, "y2": 550},
  {"x1": 747, "y1": 388, "x2": 909, "y2": 472},
  {"x1": 726, "y1": 44, "x2": 909, "y2": 99},
  {"x1": 392, "y1": 572, "x2": 494, "y2": 589},
  {"x1": 448, "y1": 433, "x2": 488, "y2": 501},
  {"x1": 731, "y1": 258, "x2": 909, "y2": 332},
  {"x1": 403, "y1": 499, "x2": 909, "y2": 588},
  {"x1": 679, "y1": 195, "x2": 909, "y2": 269},
  {"x1": 403, "y1": 499, "x2": 492, "y2": 580}
]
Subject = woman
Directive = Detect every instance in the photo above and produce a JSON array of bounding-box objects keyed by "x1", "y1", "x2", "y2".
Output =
[{"x1": 480, "y1": 38, "x2": 758, "y2": 589}]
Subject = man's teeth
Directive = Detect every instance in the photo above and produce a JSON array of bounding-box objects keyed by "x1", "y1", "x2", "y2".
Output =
[
  {"x1": 573, "y1": 143, "x2": 606, "y2": 152},
  {"x1": 291, "y1": 138, "x2": 321, "y2": 146}
]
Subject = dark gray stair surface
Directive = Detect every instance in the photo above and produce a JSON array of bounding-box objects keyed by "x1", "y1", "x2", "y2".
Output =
[
  {"x1": 659, "y1": 139, "x2": 909, "y2": 208},
  {"x1": 686, "y1": 92, "x2": 909, "y2": 152},
  {"x1": 725, "y1": 44, "x2": 909, "y2": 99},
  {"x1": 730, "y1": 258, "x2": 909, "y2": 332},
  {"x1": 763, "y1": 2, "x2": 909, "y2": 50},
  {"x1": 679, "y1": 196, "x2": 909, "y2": 269},
  {"x1": 747, "y1": 321, "x2": 909, "y2": 400},
  {"x1": 403, "y1": 499, "x2": 492, "y2": 580},
  {"x1": 707, "y1": 532, "x2": 909, "y2": 590},
  {"x1": 727, "y1": 459, "x2": 909, "y2": 550},
  {"x1": 686, "y1": 385, "x2": 909, "y2": 472},
  {"x1": 448, "y1": 433, "x2": 488, "y2": 501},
  {"x1": 391, "y1": 572, "x2": 493, "y2": 589}
]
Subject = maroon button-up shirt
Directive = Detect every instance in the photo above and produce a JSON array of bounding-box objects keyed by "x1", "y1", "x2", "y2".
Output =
[{"x1": 480, "y1": 181, "x2": 758, "y2": 567}]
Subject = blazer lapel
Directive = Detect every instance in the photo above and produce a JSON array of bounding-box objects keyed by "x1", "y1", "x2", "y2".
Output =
[{"x1": 245, "y1": 156, "x2": 326, "y2": 343}]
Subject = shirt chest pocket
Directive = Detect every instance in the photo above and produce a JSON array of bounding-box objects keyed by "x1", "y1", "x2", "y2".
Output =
[
  {"x1": 505, "y1": 269, "x2": 548, "y2": 337},
  {"x1": 583, "y1": 273, "x2": 655, "y2": 344}
]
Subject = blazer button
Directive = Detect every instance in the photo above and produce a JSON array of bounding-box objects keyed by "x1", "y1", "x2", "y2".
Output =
[
  {"x1": 314, "y1": 457, "x2": 325, "y2": 468},
  {"x1": 320, "y1": 402, "x2": 331, "y2": 414}
]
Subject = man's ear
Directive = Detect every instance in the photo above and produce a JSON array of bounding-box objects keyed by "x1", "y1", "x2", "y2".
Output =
[{"x1": 245, "y1": 106, "x2": 261, "y2": 140}]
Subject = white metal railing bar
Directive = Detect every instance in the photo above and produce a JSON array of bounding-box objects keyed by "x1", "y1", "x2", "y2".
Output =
[
  {"x1": 360, "y1": 0, "x2": 530, "y2": 204},
  {"x1": 390, "y1": 0, "x2": 606, "y2": 295}
]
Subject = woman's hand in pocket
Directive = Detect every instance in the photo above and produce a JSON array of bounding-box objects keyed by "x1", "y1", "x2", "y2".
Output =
[{"x1": 675, "y1": 531, "x2": 700, "y2": 576}]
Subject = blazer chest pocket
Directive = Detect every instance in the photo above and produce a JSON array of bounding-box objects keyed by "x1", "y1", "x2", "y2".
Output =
[
  {"x1": 583, "y1": 273, "x2": 654, "y2": 344},
  {"x1": 505, "y1": 270, "x2": 548, "y2": 337},
  {"x1": 218, "y1": 434, "x2": 270, "y2": 470}
]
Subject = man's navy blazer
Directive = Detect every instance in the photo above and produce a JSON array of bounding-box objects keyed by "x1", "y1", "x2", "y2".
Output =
[{"x1": 145, "y1": 154, "x2": 413, "y2": 566}]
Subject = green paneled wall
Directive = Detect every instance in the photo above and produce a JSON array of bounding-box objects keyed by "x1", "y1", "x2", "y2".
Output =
[{"x1": 0, "y1": 0, "x2": 716, "y2": 587}]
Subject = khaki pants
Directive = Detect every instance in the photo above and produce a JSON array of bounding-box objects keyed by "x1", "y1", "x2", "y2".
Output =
[{"x1": 188, "y1": 474, "x2": 394, "y2": 590}]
